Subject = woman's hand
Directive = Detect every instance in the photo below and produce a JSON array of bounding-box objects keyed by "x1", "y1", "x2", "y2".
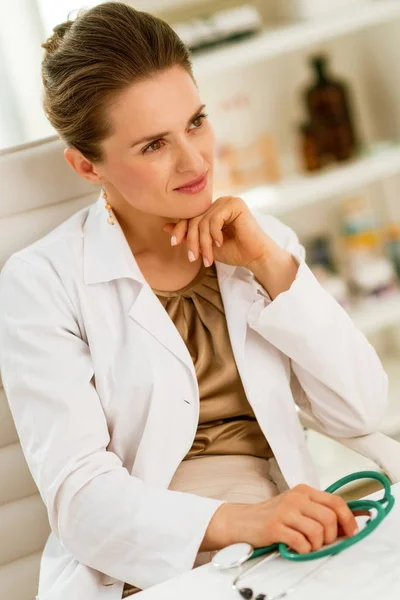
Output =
[
  {"x1": 201, "y1": 484, "x2": 366, "y2": 554},
  {"x1": 163, "y1": 196, "x2": 274, "y2": 271},
  {"x1": 163, "y1": 196, "x2": 299, "y2": 299}
]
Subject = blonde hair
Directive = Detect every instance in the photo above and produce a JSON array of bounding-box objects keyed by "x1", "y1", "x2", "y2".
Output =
[{"x1": 41, "y1": 2, "x2": 195, "y2": 163}]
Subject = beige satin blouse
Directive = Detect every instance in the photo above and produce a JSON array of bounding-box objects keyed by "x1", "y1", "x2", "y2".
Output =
[
  {"x1": 153, "y1": 261, "x2": 273, "y2": 461},
  {"x1": 122, "y1": 261, "x2": 274, "y2": 596}
]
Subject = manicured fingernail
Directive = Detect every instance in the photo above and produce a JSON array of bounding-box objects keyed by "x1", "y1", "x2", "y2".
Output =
[
  {"x1": 188, "y1": 250, "x2": 196, "y2": 262},
  {"x1": 215, "y1": 240, "x2": 221, "y2": 248},
  {"x1": 352, "y1": 526, "x2": 359, "y2": 536},
  {"x1": 171, "y1": 236, "x2": 177, "y2": 246},
  {"x1": 203, "y1": 257, "x2": 210, "y2": 267}
]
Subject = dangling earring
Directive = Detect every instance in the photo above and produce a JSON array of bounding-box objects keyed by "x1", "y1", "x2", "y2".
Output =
[{"x1": 102, "y1": 187, "x2": 116, "y2": 225}]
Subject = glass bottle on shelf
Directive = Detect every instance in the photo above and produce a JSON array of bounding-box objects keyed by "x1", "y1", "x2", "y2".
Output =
[
  {"x1": 304, "y1": 55, "x2": 359, "y2": 163},
  {"x1": 298, "y1": 122, "x2": 322, "y2": 172}
]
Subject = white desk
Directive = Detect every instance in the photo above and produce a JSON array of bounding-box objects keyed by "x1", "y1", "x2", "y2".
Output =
[{"x1": 137, "y1": 482, "x2": 400, "y2": 600}]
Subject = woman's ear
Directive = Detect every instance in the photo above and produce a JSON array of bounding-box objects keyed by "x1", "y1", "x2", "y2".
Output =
[{"x1": 64, "y1": 146, "x2": 104, "y2": 185}]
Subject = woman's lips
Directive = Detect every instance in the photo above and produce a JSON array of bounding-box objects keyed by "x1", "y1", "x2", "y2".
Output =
[{"x1": 175, "y1": 171, "x2": 208, "y2": 194}]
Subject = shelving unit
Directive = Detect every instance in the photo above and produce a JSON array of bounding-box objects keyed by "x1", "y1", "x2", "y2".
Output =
[
  {"x1": 237, "y1": 143, "x2": 400, "y2": 341},
  {"x1": 193, "y1": 0, "x2": 400, "y2": 77},
  {"x1": 240, "y1": 143, "x2": 400, "y2": 216},
  {"x1": 129, "y1": 0, "x2": 212, "y2": 13}
]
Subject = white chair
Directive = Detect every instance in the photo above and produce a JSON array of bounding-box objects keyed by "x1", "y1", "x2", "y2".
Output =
[
  {"x1": 0, "y1": 135, "x2": 98, "y2": 600},
  {"x1": 1, "y1": 135, "x2": 400, "y2": 600}
]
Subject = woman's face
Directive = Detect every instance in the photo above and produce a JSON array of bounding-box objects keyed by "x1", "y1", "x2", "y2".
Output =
[{"x1": 98, "y1": 66, "x2": 215, "y2": 221}]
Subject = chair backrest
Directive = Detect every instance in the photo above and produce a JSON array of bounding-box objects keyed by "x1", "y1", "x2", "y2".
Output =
[{"x1": 0, "y1": 136, "x2": 99, "y2": 600}]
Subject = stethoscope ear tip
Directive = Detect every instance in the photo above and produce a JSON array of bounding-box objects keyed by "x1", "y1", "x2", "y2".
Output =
[{"x1": 237, "y1": 587, "x2": 268, "y2": 599}]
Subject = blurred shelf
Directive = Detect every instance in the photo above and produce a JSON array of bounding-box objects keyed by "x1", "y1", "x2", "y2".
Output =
[
  {"x1": 193, "y1": 0, "x2": 400, "y2": 77},
  {"x1": 349, "y1": 292, "x2": 400, "y2": 336},
  {"x1": 240, "y1": 142, "x2": 400, "y2": 216},
  {"x1": 132, "y1": 0, "x2": 211, "y2": 12}
]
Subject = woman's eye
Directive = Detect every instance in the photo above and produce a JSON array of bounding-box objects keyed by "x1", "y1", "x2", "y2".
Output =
[
  {"x1": 143, "y1": 139, "x2": 164, "y2": 154},
  {"x1": 142, "y1": 113, "x2": 208, "y2": 154},
  {"x1": 190, "y1": 113, "x2": 208, "y2": 129}
]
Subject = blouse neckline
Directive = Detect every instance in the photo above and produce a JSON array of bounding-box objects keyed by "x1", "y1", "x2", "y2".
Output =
[{"x1": 152, "y1": 261, "x2": 211, "y2": 297}]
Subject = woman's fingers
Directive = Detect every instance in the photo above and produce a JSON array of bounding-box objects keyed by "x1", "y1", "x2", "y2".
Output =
[
  {"x1": 284, "y1": 513, "x2": 325, "y2": 551},
  {"x1": 278, "y1": 525, "x2": 312, "y2": 555},
  {"x1": 199, "y1": 220, "x2": 215, "y2": 267},
  {"x1": 163, "y1": 213, "x2": 224, "y2": 265},
  {"x1": 209, "y1": 216, "x2": 224, "y2": 249},
  {"x1": 284, "y1": 497, "x2": 370, "y2": 551},
  {"x1": 163, "y1": 220, "x2": 188, "y2": 246},
  {"x1": 232, "y1": 486, "x2": 370, "y2": 559},
  {"x1": 337, "y1": 509, "x2": 371, "y2": 537},
  {"x1": 162, "y1": 223, "x2": 174, "y2": 235},
  {"x1": 299, "y1": 501, "x2": 338, "y2": 545},
  {"x1": 305, "y1": 487, "x2": 359, "y2": 537},
  {"x1": 186, "y1": 217, "x2": 218, "y2": 266},
  {"x1": 289, "y1": 504, "x2": 371, "y2": 550},
  {"x1": 186, "y1": 217, "x2": 203, "y2": 262}
]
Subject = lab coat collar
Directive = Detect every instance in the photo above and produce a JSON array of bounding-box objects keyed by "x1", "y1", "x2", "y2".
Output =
[
  {"x1": 83, "y1": 194, "x2": 146, "y2": 285},
  {"x1": 83, "y1": 193, "x2": 237, "y2": 285}
]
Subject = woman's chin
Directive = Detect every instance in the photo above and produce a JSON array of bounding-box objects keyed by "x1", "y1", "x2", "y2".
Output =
[{"x1": 179, "y1": 192, "x2": 213, "y2": 219}]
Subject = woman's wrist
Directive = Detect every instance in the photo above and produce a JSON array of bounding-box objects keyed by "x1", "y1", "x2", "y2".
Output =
[
  {"x1": 200, "y1": 502, "x2": 248, "y2": 552},
  {"x1": 248, "y1": 249, "x2": 299, "y2": 301}
]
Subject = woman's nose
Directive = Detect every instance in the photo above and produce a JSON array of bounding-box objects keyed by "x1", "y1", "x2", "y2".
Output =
[{"x1": 176, "y1": 143, "x2": 204, "y2": 173}]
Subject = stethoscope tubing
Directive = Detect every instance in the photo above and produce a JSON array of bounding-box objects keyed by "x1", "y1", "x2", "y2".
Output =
[
  {"x1": 228, "y1": 470, "x2": 395, "y2": 600},
  {"x1": 250, "y1": 470, "x2": 394, "y2": 561}
]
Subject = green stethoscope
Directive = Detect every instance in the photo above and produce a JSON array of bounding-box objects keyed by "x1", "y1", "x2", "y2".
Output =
[{"x1": 212, "y1": 471, "x2": 395, "y2": 599}]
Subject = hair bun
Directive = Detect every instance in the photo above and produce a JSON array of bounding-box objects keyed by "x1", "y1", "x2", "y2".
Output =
[{"x1": 41, "y1": 20, "x2": 74, "y2": 55}]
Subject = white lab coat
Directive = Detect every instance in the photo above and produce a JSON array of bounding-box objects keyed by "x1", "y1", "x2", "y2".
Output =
[{"x1": 0, "y1": 194, "x2": 388, "y2": 600}]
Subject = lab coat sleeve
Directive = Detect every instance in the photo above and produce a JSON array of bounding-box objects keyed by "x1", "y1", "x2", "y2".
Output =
[
  {"x1": 247, "y1": 213, "x2": 389, "y2": 438},
  {"x1": 0, "y1": 256, "x2": 224, "y2": 590}
]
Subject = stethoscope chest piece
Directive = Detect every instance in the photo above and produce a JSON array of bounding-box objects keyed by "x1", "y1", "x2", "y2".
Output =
[{"x1": 212, "y1": 542, "x2": 254, "y2": 570}]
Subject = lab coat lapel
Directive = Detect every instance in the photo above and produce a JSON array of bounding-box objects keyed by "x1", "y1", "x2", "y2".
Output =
[
  {"x1": 215, "y1": 261, "x2": 256, "y2": 375},
  {"x1": 128, "y1": 284, "x2": 195, "y2": 373},
  {"x1": 129, "y1": 261, "x2": 257, "y2": 378},
  {"x1": 83, "y1": 197, "x2": 259, "y2": 381},
  {"x1": 84, "y1": 194, "x2": 195, "y2": 373},
  {"x1": 129, "y1": 261, "x2": 256, "y2": 383}
]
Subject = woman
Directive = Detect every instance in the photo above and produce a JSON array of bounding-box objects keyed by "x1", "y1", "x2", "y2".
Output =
[{"x1": 0, "y1": 3, "x2": 388, "y2": 600}]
